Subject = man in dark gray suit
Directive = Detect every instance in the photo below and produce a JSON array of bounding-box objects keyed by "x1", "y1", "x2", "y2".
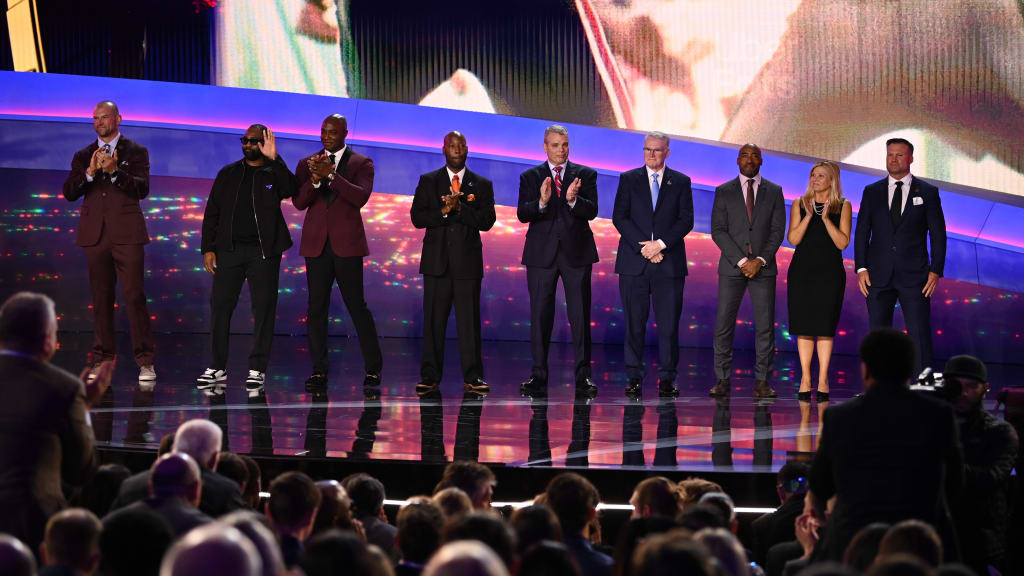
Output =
[{"x1": 710, "y1": 144, "x2": 786, "y2": 398}]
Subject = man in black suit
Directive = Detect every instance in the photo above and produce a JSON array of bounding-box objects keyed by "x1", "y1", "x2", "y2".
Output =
[
  {"x1": 411, "y1": 131, "x2": 496, "y2": 394},
  {"x1": 855, "y1": 138, "x2": 947, "y2": 371},
  {"x1": 809, "y1": 329, "x2": 964, "y2": 561},
  {"x1": 107, "y1": 453, "x2": 212, "y2": 538},
  {"x1": 750, "y1": 461, "x2": 809, "y2": 567},
  {"x1": 613, "y1": 132, "x2": 694, "y2": 398},
  {"x1": 709, "y1": 144, "x2": 786, "y2": 399},
  {"x1": 0, "y1": 292, "x2": 113, "y2": 557},
  {"x1": 109, "y1": 419, "x2": 246, "y2": 518},
  {"x1": 517, "y1": 125, "x2": 600, "y2": 396}
]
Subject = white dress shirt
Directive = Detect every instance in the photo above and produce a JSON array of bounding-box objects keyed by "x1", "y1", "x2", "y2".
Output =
[
  {"x1": 737, "y1": 173, "x2": 766, "y2": 267},
  {"x1": 646, "y1": 166, "x2": 667, "y2": 250},
  {"x1": 442, "y1": 166, "x2": 467, "y2": 218},
  {"x1": 856, "y1": 173, "x2": 914, "y2": 274}
]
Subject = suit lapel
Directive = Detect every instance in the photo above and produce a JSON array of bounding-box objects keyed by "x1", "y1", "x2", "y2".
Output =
[
  {"x1": 652, "y1": 168, "x2": 670, "y2": 214},
  {"x1": 336, "y1": 147, "x2": 353, "y2": 176}
]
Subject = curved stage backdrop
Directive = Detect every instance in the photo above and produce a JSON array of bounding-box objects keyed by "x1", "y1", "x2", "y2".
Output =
[{"x1": 1, "y1": 72, "x2": 1023, "y2": 364}]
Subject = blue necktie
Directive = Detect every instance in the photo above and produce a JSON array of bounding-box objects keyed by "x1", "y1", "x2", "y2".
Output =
[{"x1": 651, "y1": 173, "x2": 660, "y2": 208}]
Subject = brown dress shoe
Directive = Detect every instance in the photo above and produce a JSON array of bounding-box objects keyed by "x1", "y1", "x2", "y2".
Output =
[
  {"x1": 753, "y1": 379, "x2": 778, "y2": 398},
  {"x1": 709, "y1": 379, "x2": 730, "y2": 397}
]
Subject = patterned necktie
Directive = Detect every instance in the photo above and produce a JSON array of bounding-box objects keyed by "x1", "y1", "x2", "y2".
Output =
[
  {"x1": 651, "y1": 173, "x2": 660, "y2": 208},
  {"x1": 451, "y1": 174, "x2": 461, "y2": 194},
  {"x1": 891, "y1": 181, "x2": 903, "y2": 228},
  {"x1": 745, "y1": 178, "x2": 755, "y2": 222},
  {"x1": 553, "y1": 165, "x2": 563, "y2": 197},
  {"x1": 324, "y1": 153, "x2": 338, "y2": 206},
  {"x1": 328, "y1": 153, "x2": 336, "y2": 169}
]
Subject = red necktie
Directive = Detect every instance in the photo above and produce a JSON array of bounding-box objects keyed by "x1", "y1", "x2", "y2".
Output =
[{"x1": 554, "y1": 165, "x2": 563, "y2": 197}]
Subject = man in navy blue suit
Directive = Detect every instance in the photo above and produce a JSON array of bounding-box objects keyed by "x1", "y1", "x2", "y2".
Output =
[
  {"x1": 613, "y1": 132, "x2": 694, "y2": 398},
  {"x1": 854, "y1": 138, "x2": 947, "y2": 371},
  {"x1": 517, "y1": 125, "x2": 600, "y2": 397}
]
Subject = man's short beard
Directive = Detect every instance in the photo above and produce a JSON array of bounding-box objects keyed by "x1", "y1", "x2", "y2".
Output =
[{"x1": 243, "y1": 149, "x2": 263, "y2": 161}]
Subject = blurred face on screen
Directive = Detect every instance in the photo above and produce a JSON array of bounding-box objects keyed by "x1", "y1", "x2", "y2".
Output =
[
  {"x1": 443, "y1": 132, "x2": 468, "y2": 172},
  {"x1": 93, "y1": 103, "x2": 121, "y2": 140},
  {"x1": 886, "y1": 143, "x2": 913, "y2": 179},
  {"x1": 643, "y1": 137, "x2": 670, "y2": 171},
  {"x1": 544, "y1": 132, "x2": 570, "y2": 166},
  {"x1": 321, "y1": 117, "x2": 348, "y2": 153},
  {"x1": 737, "y1": 145, "x2": 762, "y2": 178}
]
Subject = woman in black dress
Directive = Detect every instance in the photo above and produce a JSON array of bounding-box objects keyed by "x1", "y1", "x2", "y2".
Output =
[{"x1": 787, "y1": 161, "x2": 852, "y2": 400}]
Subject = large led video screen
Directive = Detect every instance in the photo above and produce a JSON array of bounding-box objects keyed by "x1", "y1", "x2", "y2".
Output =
[{"x1": 215, "y1": 0, "x2": 1024, "y2": 196}]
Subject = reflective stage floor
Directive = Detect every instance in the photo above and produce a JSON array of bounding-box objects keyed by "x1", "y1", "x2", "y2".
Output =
[{"x1": 53, "y1": 332, "x2": 1016, "y2": 477}]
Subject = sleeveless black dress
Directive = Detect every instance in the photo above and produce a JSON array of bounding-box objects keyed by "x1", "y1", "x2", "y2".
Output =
[{"x1": 788, "y1": 200, "x2": 846, "y2": 337}]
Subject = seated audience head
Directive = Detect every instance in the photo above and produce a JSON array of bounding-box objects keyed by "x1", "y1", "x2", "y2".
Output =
[
  {"x1": 630, "y1": 477, "x2": 682, "y2": 520},
  {"x1": 518, "y1": 541, "x2": 581, "y2": 576},
  {"x1": 312, "y1": 479, "x2": 356, "y2": 535},
  {"x1": 698, "y1": 492, "x2": 737, "y2": 532},
  {"x1": 266, "y1": 471, "x2": 321, "y2": 541},
  {"x1": 435, "y1": 461, "x2": 497, "y2": 510},
  {"x1": 877, "y1": 519, "x2": 943, "y2": 569},
  {"x1": 239, "y1": 455, "x2": 262, "y2": 508},
  {"x1": 510, "y1": 504, "x2": 562, "y2": 555},
  {"x1": 544, "y1": 473, "x2": 600, "y2": 539},
  {"x1": 149, "y1": 453, "x2": 202, "y2": 506},
  {"x1": 159, "y1": 523, "x2": 262, "y2": 576},
  {"x1": 776, "y1": 461, "x2": 810, "y2": 503},
  {"x1": 443, "y1": 511, "x2": 517, "y2": 570},
  {"x1": 866, "y1": 554, "x2": 935, "y2": 576},
  {"x1": 631, "y1": 531, "x2": 711, "y2": 576},
  {"x1": 694, "y1": 528, "x2": 749, "y2": 576},
  {"x1": 843, "y1": 522, "x2": 890, "y2": 573},
  {"x1": 397, "y1": 500, "x2": 445, "y2": 565},
  {"x1": 219, "y1": 510, "x2": 285, "y2": 576},
  {"x1": 215, "y1": 452, "x2": 249, "y2": 495},
  {"x1": 613, "y1": 517, "x2": 683, "y2": 576},
  {"x1": 433, "y1": 487, "x2": 474, "y2": 521},
  {"x1": 944, "y1": 354, "x2": 989, "y2": 416},
  {"x1": 423, "y1": 540, "x2": 510, "y2": 576},
  {"x1": 677, "y1": 478, "x2": 724, "y2": 509},
  {"x1": 99, "y1": 505, "x2": 173, "y2": 576},
  {"x1": 677, "y1": 502, "x2": 728, "y2": 533},
  {"x1": 41, "y1": 508, "x2": 101, "y2": 575},
  {"x1": 158, "y1": 433, "x2": 175, "y2": 457},
  {"x1": 0, "y1": 535, "x2": 36, "y2": 576},
  {"x1": 80, "y1": 463, "x2": 131, "y2": 518},
  {"x1": 0, "y1": 291, "x2": 57, "y2": 360},
  {"x1": 343, "y1": 473, "x2": 386, "y2": 521},
  {"x1": 860, "y1": 329, "x2": 916, "y2": 388},
  {"x1": 797, "y1": 563, "x2": 859, "y2": 576},
  {"x1": 299, "y1": 529, "x2": 383, "y2": 576},
  {"x1": 172, "y1": 419, "x2": 223, "y2": 470}
]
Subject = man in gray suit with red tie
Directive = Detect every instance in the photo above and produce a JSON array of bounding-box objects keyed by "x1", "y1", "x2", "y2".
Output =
[
  {"x1": 710, "y1": 144, "x2": 786, "y2": 399},
  {"x1": 613, "y1": 132, "x2": 694, "y2": 398},
  {"x1": 855, "y1": 138, "x2": 946, "y2": 371},
  {"x1": 62, "y1": 100, "x2": 156, "y2": 381}
]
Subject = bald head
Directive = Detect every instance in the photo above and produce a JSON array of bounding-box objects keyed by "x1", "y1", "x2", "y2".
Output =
[
  {"x1": 149, "y1": 453, "x2": 202, "y2": 505},
  {"x1": 423, "y1": 541, "x2": 510, "y2": 576},
  {"x1": 320, "y1": 115, "x2": 348, "y2": 153},
  {"x1": 160, "y1": 524, "x2": 262, "y2": 576},
  {"x1": 0, "y1": 535, "x2": 36, "y2": 576},
  {"x1": 172, "y1": 419, "x2": 223, "y2": 470}
]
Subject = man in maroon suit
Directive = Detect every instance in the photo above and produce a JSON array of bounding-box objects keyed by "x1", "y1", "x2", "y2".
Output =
[
  {"x1": 62, "y1": 101, "x2": 156, "y2": 380},
  {"x1": 293, "y1": 114, "x2": 382, "y2": 390}
]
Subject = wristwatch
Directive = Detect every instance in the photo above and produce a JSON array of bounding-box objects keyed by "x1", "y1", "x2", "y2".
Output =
[{"x1": 327, "y1": 173, "x2": 336, "y2": 182}]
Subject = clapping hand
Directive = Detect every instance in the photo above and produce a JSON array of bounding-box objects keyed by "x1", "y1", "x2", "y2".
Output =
[
  {"x1": 98, "y1": 149, "x2": 118, "y2": 175},
  {"x1": 257, "y1": 128, "x2": 277, "y2": 160},
  {"x1": 539, "y1": 177, "x2": 552, "y2": 205},
  {"x1": 81, "y1": 358, "x2": 115, "y2": 409},
  {"x1": 564, "y1": 177, "x2": 582, "y2": 203},
  {"x1": 801, "y1": 196, "x2": 813, "y2": 217},
  {"x1": 307, "y1": 152, "x2": 334, "y2": 183},
  {"x1": 442, "y1": 187, "x2": 462, "y2": 215},
  {"x1": 87, "y1": 147, "x2": 103, "y2": 177}
]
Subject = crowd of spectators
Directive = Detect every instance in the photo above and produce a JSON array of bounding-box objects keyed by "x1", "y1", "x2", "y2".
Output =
[{"x1": 0, "y1": 293, "x2": 1021, "y2": 576}]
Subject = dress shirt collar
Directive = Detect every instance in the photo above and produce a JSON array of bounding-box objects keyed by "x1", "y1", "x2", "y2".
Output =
[
  {"x1": 739, "y1": 173, "x2": 761, "y2": 191},
  {"x1": 887, "y1": 173, "x2": 913, "y2": 190},
  {"x1": 445, "y1": 166, "x2": 466, "y2": 184},
  {"x1": 646, "y1": 165, "x2": 666, "y2": 184},
  {"x1": 97, "y1": 132, "x2": 121, "y2": 152},
  {"x1": 324, "y1": 145, "x2": 346, "y2": 169},
  {"x1": 548, "y1": 161, "x2": 567, "y2": 176}
]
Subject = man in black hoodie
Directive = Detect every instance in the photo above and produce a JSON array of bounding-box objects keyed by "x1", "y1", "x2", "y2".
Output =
[{"x1": 198, "y1": 125, "x2": 295, "y2": 394}]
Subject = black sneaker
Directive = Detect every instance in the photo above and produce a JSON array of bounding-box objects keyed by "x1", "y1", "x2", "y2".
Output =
[{"x1": 245, "y1": 370, "x2": 265, "y2": 395}]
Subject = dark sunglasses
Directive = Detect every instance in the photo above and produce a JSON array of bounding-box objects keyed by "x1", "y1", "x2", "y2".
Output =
[{"x1": 240, "y1": 137, "x2": 265, "y2": 145}]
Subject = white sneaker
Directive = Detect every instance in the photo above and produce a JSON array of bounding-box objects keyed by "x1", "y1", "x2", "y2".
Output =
[
  {"x1": 245, "y1": 370, "x2": 265, "y2": 394},
  {"x1": 139, "y1": 365, "x2": 157, "y2": 381},
  {"x1": 197, "y1": 368, "x2": 227, "y2": 390}
]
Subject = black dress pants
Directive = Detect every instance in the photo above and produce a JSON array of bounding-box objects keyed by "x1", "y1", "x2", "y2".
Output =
[
  {"x1": 306, "y1": 243, "x2": 382, "y2": 375},
  {"x1": 210, "y1": 243, "x2": 280, "y2": 372},
  {"x1": 421, "y1": 273, "x2": 483, "y2": 383}
]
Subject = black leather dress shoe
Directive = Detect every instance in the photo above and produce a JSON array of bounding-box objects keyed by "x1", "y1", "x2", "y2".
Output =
[
  {"x1": 624, "y1": 378, "x2": 643, "y2": 397},
  {"x1": 305, "y1": 372, "x2": 327, "y2": 392},
  {"x1": 576, "y1": 378, "x2": 598, "y2": 395},
  {"x1": 520, "y1": 377, "x2": 546, "y2": 396},
  {"x1": 709, "y1": 379, "x2": 730, "y2": 397},
  {"x1": 416, "y1": 380, "x2": 439, "y2": 392},
  {"x1": 464, "y1": 378, "x2": 490, "y2": 393},
  {"x1": 753, "y1": 379, "x2": 778, "y2": 398},
  {"x1": 363, "y1": 372, "x2": 381, "y2": 386},
  {"x1": 658, "y1": 380, "x2": 679, "y2": 397}
]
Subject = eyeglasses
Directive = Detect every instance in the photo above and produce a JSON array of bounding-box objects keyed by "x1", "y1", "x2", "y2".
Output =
[{"x1": 240, "y1": 137, "x2": 265, "y2": 145}]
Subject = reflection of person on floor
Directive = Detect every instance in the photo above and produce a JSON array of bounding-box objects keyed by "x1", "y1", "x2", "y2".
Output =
[
  {"x1": 198, "y1": 125, "x2": 295, "y2": 396},
  {"x1": 796, "y1": 398, "x2": 827, "y2": 454}
]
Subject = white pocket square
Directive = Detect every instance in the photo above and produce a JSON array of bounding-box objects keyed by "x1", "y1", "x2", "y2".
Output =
[{"x1": 912, "y1": 197, "x2": 923, "y2": 206}]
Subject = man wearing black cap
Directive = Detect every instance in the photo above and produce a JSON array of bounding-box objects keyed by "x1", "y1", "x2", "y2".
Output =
[{"x1": 947, "y1": 355, "x2": 1019, "y2": 576}]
